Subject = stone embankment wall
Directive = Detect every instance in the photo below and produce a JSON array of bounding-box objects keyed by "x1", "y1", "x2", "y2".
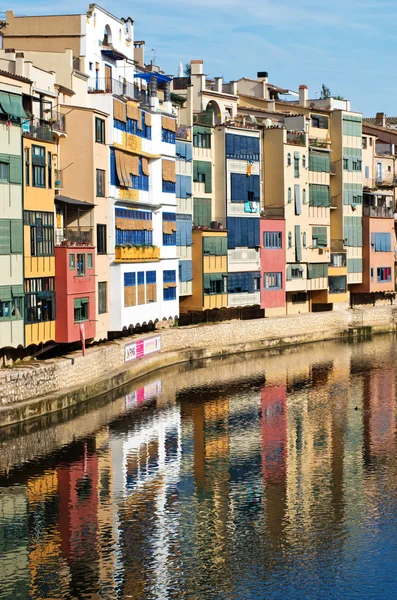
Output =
[{"x1": 1, "y1": 306, "x2": 397, "y2": 426}]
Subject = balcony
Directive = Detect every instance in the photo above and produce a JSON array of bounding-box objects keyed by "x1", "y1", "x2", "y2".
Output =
[
  {"x1": 330, "y1": 252, "x2": 347, "y2": 267},
  {"x1": 193, "y1": 112, "x2": 215, "y2": 126},
  {"x1": 50, "y1": 111, "x2": 66, "y2": 134},
  {"x1": 55, "y1": 227, "x2": 93, "y2": 247},
  {"x1": 24, "y1": 117, "x2": 52, "y2": 142},
  {"x1": 375, "y1": 176, "x2": 397, "y2": 187},
  {"x1": 88, "y1": 78, "x2": 149, "y2": 104},
  {"x1": 176, "y1": 124, "x2": 192, "y2": 141},
  {"x1": 363, "y1": 205, "x2": 394, "y2": 218},
  {"x1": 286, "y1": 132, "x2": 306, "y2": 146},
  {"x1": 330, "y1": 239, "x2": 345, "y2": 252},
  {"x1": 114, "y1": 245, "x2": 160, "y2": 262}
]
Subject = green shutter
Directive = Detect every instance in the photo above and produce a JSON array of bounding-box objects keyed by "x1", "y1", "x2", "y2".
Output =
[
  {"x1": 0, "y1": 220, "x2": 11, "y2": 254},
  {"x1": 193, "y1": 126, "x2": 212, "y2": 135},
  {"x1": 194, "y1": 198, "x2": 211, "y2": 228},
  {"x1": 81, "y1": 297, "x2": 89, "y2": 304},
  {"x1": 210, "y1": 273, "x2": 223, "y2": 281},
  {"x1": 74, "y1": 298, "x2": 82, "y2": 309},
  {"x1": 221, "y1": 236, "x2": 227, "y2": 256},
  {"x1": 0, "y1": 285, "x2": 12, "y2": 301},
  {"x1": 9, "y1": 155, "x2": 22, "y2": 184},
  {"x1": 308, "y1": 263, "x2": 328, "y2": 279},
  {"x1": 11, "y1": 285, "x2": 24, "y2": 296},
  {"x1": 0, "y1": 92, "x2": 13, "y2": 115},
  {"x1": 309, "y1": 184, "x2": 330, "y2": 207},
  {"x1": 203, "y1": 274, "x2": 210, "y2": 289},
  {"x1": 10, "y1": 220, "x2": 23, "y2": 254},
  {"x1": 286, "y1": 265, "x2": 292, "y2": 281},
  {"x1": 348, "y1": 258, "x2": 363, "y2": 273},
  {"x1": 295, "y1": 225, "x2": 301, "y2": 262},
  {"x1": 312, "y1": 226, "x2": 327, "y2": 247},
  {"x1": 309, "y1": 150, "x2": 330, "y2": 173},
  {"x1": 9, "y1": 94, "x2": 27, "y2": 119},
  {"x1": 0, "y1": 153, "x2": 10, "y2": 164},
  {"x1": 193, "y1": 160, "x2": 212, "y2": 193}
]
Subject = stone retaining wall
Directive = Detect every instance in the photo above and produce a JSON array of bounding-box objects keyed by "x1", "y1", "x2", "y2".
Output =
[{"x1": 1, "y1": 306, "x2": 397, "y2": 424}]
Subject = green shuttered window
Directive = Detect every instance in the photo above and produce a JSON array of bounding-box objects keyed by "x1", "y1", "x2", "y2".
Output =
[
  {"x1": 0, "y1": 219, "x2": 23, "y2": 254},
  {"x1": 308, "y1": 263, "x2": 328, "y2": 279},
  {"x1": 309, "y1": 150, "x2": 330, "y2": 173},
  {"x1": 348, "y1": 258, "x2": 363, "y2": 273},
  {"x1": 312, "y1": 226, "x2": 327, "y2": 248},
  {"x1": 203, "y1": 236, "x2": 227, "y2": 256},
  {"x1": 193, "y1": 198, "x2": 211, "y2": 227},
  {"x1": 309, "y1": 184, "x2": 330, "y2": 207},
  {"x1": 193, "y1": 160, "x2": 212, "y2": 193},
  {"x1": 343, "y1": 183, "x2": 363, "y2": 205},
  {"x1": 344, "y1": 216, "x2": 363, "y2": 247},
  {"x1": 342, "y1": 115, "x2": 362, "y2": 137},
  {"x1": 295, "y1": 225, "x2": 301, "y2": 262}
]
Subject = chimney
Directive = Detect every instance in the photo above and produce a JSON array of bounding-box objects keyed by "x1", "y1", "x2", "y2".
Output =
[
  {"x1": 214, "y1": 77, "x2": 223, "y2": 93},
  {"x1": 15, "y1": 52, "x2": 24, "y2": 77},
  {"x1": 375, "y1": 112, "x2": 386, "y2": 127},
  {"x1": 257, "y1": 71, "x2": 268, "y2": 100},
  {"x1": 134, "y1": 41, "x2": 145, "y2": 68},
  {"x1": 257, "y1": 71, "x2": 268, "y2": 83},
  {"x1": 230, "y1": 81, "x2": 238, "y2": 95},
  {"x1": 299, "y1": 85, "x2": 308, "y2": 107},
  {"x1": 190, "y1": 59, "x2": 203, "y2": 75}
]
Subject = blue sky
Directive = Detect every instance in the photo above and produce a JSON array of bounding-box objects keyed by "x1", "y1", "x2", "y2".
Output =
[{"x1": 5, "y1": 0, "x2": 397, "y2": 116}]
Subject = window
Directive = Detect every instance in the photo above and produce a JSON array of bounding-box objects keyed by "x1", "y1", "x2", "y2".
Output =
[
  {"x1": 264, "y1": 272, "x2": 282, "y2": 290},
  {"x1": 371, "y1": 232, "x2": 391, "y2": 252},
  {"x1": 77, "y1": 253, "x2": 86, "y2": 276},
  {"x1": 47, "y1": 152, "x2": 52, "y2": 189},
  {"x1": 0, "y1": 162, "x2": 8, "y2": 182},
  {"x1": 74, "y1": 297, "x2": 89, "y2": 322},
  {"x1": 287, "y1": 153, "x2": 291, "y2": 166},
  {"x1": 194, "y1": 198, "x2": 211, "y2": 227},
  {"x1": 264, "y1": 232, "x2": 282, "y2": 249},
  {"x1": 24, "y1": 211, "x2": 54, "y2": 256},
  {"x1": 352, "y1": 159, "x2": 362, "y2": 172},
  {"x1": 24, "y1": 277, "x2": 55, "y2": 323},
  {"x1": 288, "y1": 232, "x2": 292, "y2": 248},
  {"x1": 0, "y1": 286, "x2": 24, "y2": 321},
  {"x1": 388, "y1": 165, "x2": 392, "y2": 172},
  {"x1": 288, "y1": 187, "x2": 292, "y2": 203},
  {"x1": 88, "y1": 253, "x2": 93, "y2": 269},
  {"x1": 312, "y1": 226, "x2": 327, "y2": 248},
  {"x1": 302, "y1": 155, "x2": 306, "y2": 168},
  {"x1": 69, "y1": 254, "x2": 75, "y2": 270},
  {"x1": 343, "y1": 158, "x2": 349, "y2": 170},
  {"x1": 362, "y1": 137, "x2": 367, "y2": 149},
  {"x1": 95, "y1": 117, "x2": 105, "y2": 143},
  {"x1": 163, "y1": 212, "x2": 176, "y2": 246},
  {"x1": 89, "y1": 62, "x2": 93, "y2": 71},
  {"x1": 124, "y1": 272, "x2": 136, "y2": 307},
  {"x1": 162, "y1": 128, "x2": 176, "y2": 144},
  {"x1": 97, "y1": 224, "x2": 107, "y2": 254},
  {"x1": 131, "y1": 156, "x2": 149, "y2": 191},
  {"x1": 193, "y1": 161, "x2": 212, "y2": 193},
  {"x1": 309, "y1": 150, "x2": 330, "y2": 173},
  {"x1": 330, "y1": 253, "x2": 346, "y2": 267},
  {"x1": 303, "y1": 189, "x2": 306, "y2": 204},
  {"x1": 377, "y1": 267, "x2": 392, "y2": 282},
  {"x1": 98, "y1": 282, "x2": 107, "y2": 314},
  {"x1": 369, "y1": 138, "x2": 373, "y2": 146},
  {"x1": 292, "y1": 266, "x2": 303, "y2": 278},
  {"x1": 146, "y1": 271, "x2": 157, "y2": 303},
  {"x1": 292, "y1": 292, "x2": 307, "y2": 304},
  {"x1": 303, "y1": 232, "x2": 306, "y2": 247},
  {"x1": 163, "y1": 287, "x2": 177, "y2": 301},
  {"x1": 32, "y1": 145, "x2": 45, "y2": 188},
  {"x1": 365, "y1": 166, "x2": 370, "y2": 179},
  {"x1": 25, "y1": 149, "x2": 30, "y2": 186},
  {"x1": 193, "y1": 131, "x2": 211, "y2": 148},
  {"x1": 96, "y1": 169, "x2": 105, "y2": 197},
  {"x1": 163, "y1": 270, "x2": 177, "y2": 301},
  {"x1": 311, "y1": 114, "x2": 329, "y2": 129},
  {"x1": 294, "y1": 156, "x2": 300, "y2": 178},
  {"x1": 230, "y1": 173, "x2": 260, "y2": 203},
  {"x1": 226, "y1": 134, "x2": 259, "y2": 160},
  {"x1": 309, "y1": 184, "x2": 330, "y2": 207},
  {"x1": 162, "y1": 180, "x2": 176, "y2": 193},
  {"x1": 371, "y1": 267, "x2": 374, "y2": 281},
  {"x1": 329, "y1": 275, "x2": 347, "y2": 294}
]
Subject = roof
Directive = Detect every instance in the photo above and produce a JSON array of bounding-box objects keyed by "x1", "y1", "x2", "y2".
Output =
[
  {"x1": 0, "y1": 69, "x2": 31, "y2": 84},
  {"x1": 55, "y1": 195, "x2": 95, "y2": 208},
  {"x1": 364, "y1": 116, "x2": 397, "y2": 125}
]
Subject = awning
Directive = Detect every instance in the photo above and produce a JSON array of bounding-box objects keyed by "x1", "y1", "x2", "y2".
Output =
[
  {"x1": 134, "y1": 72, "x2": 172, "y2": 84},
  {"x1": 0, "y1": 285, "x2": 12, "y2": 302},
  {"x1": 55, "y1": 195, "x2": 95, "y2": 208},
  {"x1": 0, "y1": 92, "x2": 27, "y2": 119}
]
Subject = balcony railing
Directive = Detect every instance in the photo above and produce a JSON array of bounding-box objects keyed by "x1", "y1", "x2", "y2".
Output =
[
  {"x1": 55, "y1": 227, "x2": 93, "y2": 247},
  {"x1": 330, "y1": 239, "x2": 345, "y2": 251},
  {"x1": 24, "y1": 117, "x2": 52, "y2": 142},
  {"x1": 50, "y1": 111, "x2": 66, "y2": 133},
  {"x1": 363, "y1": 205, "x2": 394, "y2": 218},
  {"x1": 193, "y1": 112, "x2": 215, "y2": 126},
  {"x1": 330, "y1": 252, "x2": 347, "y2": 267},
  {"x1": 114, "y1": 245, "x2": 160, "y2": 261},
  {"x1": 88, "y1": 78, "x2": 149, "y2": 104},
  {"x1": 376, "y1": 176, "x2": 397, "y2": 187},
  {"x1": 286, "y1": 132, "x2": 306, "y2": 146}
]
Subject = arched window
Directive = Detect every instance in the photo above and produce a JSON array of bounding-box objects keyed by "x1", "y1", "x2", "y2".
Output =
[
  {"x1": 103, "y1": 25, "x2": 112, "y2": 46},
  {"x1": 302, "y1": 154, "x2": 306, "y2": 168},
  {"x1": 288, "y1": 232, "x2": 292, "y2": 248},
  {"x1": 287, "y1": 152, "x2": 292, "y2": 166},
  {"x1": 288, "y1": 187, "x2": 292, "y2": 203},
  {"x1": 303, "y1": 188, "x2": 306, "y2": 204},
  {"x1": 303, "y1": 232, "x2": 306, "y2": 247}
]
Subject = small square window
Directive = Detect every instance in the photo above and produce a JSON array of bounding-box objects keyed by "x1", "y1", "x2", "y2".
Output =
[{"x1": 69, "y1": 254, "x2": 75, "y2": 269}]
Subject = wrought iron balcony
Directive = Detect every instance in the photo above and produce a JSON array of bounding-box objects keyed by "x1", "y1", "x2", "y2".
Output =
[
  {"x1": 363, "y1": 205, "x2": 394, "y2": 218},
  {"x1": 88, "y1": 78, "x2": 149, "y2": 104},
  {"x1": 55, "y1": 226, "x2": 93, "y2": 247}
]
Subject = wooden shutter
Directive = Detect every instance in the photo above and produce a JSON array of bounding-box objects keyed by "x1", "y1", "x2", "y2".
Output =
[
  {"x1": 142, "y1": 157, "x2": 149, "y2": 176},
  {"x1": 9, "y1": 155, "x2": 22, "y2": 184},
  {"x1": 115, "y1": 150, "x2": 130, "y2": 187},
  {"x1": 113, "y1": 98, "x2": 126, "y2": 122},
  {"x1": 144, "y1": 112, "x2": 152, "y2": 127},
  {"x1": 126, "y1": 102, "x2": 139, "y2": 121},
  {"x1": 161, "y1": 116, "x2": 176, "y2": 132},
  {"x1": 10, "y1": 220, "x2": 23, "y2": 254},
  {"x1": 162, "y1": 159, "x2": 176, "y2": 183},
  {"x1": 0, "y1": 220, "x2": 11, "y2": 254},
  {"x1": 137, "y1": 109, "x2": 143, "y2": 130}
]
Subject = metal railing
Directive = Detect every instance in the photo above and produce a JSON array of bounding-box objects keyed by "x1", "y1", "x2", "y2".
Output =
[
  {"x1": 330, "y1": 239, "x2": 345, "y2": 251},
  {"x1": 25, "y1": 117, "x2": 52, "y2": 142},
  {"x1": 88, "y1": 77, "x2": 149, "y2": 104},
  {"x1": 50, "y1": 111, "x2": 66, "y2": 133},
  {"x1": 193, "y1": 112, "x2": 215, "y2": 126},
  {"x1": 287, "y1": 132, "x2": 306, "y2": 146},
  {"x1": 363, "y1": 205, "x2": 394, "y2": 218},
  {"x1": 55, "y1": 227, "x2": 93, "y2": 247}
]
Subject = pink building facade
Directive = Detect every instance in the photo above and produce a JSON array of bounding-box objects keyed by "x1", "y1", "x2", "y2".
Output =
[{"x1": 260, "y1": 218, "x2": 286, "y2": 314}]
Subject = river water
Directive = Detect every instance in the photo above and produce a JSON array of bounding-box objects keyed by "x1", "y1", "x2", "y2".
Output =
[{"x1": 1, "y1": 335, "x2": 397, "y2": 599}]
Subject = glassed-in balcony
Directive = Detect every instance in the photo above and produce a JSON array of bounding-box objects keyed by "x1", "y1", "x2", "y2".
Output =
[{"x1": 55, "y1": 226, "x2": 93, "y2": 247}]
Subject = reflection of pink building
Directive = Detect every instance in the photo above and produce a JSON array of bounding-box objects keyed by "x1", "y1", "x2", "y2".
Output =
[
  {"x1": 367, "y1": 370, "x2": 395, "y2": 456},
  {"x1": 260, "y1": 219, "x2": 286, "y2": 314},
  {"x1": 261, "y1": 384, "x2": 287, "y2": 483}
]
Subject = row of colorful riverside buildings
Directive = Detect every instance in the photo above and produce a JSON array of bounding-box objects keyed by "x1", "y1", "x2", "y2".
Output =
[{"x1": 0, "y1": 5, "x2": 396, "y2": 355}]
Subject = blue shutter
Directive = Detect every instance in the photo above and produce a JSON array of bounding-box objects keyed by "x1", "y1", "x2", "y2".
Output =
[
  {"x1": 294, "y1": 185, "x2": 301, "y2": 215},
  {"x1": 186, "y1": 144, "x2": 193, "y2": 162},
  {"x1": 371, "y1": 232, "x2": 375, "y2": 250},
  {"x1": 176, "y1": 175, "x2": 181, "y2": 198},
  {"x1": 365, "y1": 166, "x2": 369, "y2": 178},
  {"x1": 110, "y1": 148, "x2": 117, "y2": 185}
]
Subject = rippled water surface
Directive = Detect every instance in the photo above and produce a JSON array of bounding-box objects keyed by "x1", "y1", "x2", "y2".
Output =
[{"x1": 2, "y1": 336, "x2": 397, "y2": 599}]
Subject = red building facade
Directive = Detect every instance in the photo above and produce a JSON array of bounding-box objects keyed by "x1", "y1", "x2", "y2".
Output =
[
  {"x1": 260, "y1": 218, "x2": 286, "y2": 313},
  {"x1": 55, "y1": 245, "x2": 96, "y2": 343}
]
